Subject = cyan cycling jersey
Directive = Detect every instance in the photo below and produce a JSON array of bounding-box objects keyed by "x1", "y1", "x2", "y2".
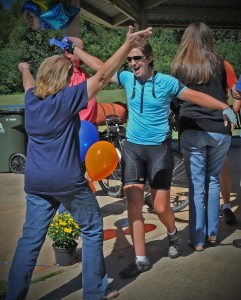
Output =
[{"x1": 116, "y1": 71, "x2": 186, "y2": 145}]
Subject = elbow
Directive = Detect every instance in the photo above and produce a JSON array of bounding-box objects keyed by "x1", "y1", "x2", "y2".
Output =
[
  {"x1": 98, "y1": 74, "x2": 110, "y2": 89},
  {"x1": 95, "y1": 61, "x2": 104, "y2": 71}
]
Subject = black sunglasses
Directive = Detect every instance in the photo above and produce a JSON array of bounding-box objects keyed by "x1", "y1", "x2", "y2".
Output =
[{"x1": 127, "y1": 56, "x2": 146, "y2": 62}]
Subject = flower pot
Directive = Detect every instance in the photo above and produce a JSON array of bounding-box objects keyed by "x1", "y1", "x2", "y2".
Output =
[{"x1": 53, "y1": 245, "x2": 77, "y2": 266}]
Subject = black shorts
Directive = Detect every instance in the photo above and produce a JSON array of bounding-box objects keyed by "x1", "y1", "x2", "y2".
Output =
[{"x1": 121, "y1": 140, "x2": 174, "y2": 190}]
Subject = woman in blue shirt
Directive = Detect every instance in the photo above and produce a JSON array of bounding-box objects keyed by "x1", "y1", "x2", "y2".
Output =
[{"x1": 6, "y1": 26, "x2": 153, "y2": 300}]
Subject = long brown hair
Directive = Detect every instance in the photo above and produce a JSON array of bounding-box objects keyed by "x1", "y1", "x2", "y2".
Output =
[
  {"x1": 34, "y1": 55, "x2": 73, "y2": 99},
  {"x1": 171, "y1": 22, "x2": 223, "y2": 84}
]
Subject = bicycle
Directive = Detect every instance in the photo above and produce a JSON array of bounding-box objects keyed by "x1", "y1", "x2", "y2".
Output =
[{"x1": 98, "y1": 114, "x2": 189, "y2": 212}]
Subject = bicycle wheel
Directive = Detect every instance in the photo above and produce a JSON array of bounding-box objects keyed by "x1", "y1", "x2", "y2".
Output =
[
  {"x1": 9, "y1": 153, "x2": 26, "y2": 174},
  {"x1": 98, "y1": 147, "x2": 123, "y2": 198},
  {"x1": 170, "y1": 150, "x2": 189, "y2": 212},
  {"x1": 144, "y1": 150, "x2": 189, "y2": 212}
]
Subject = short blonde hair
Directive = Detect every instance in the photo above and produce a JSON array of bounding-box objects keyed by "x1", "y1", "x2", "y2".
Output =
[{"x1": 34, "y1": 55, "x2": 73, "y2": 99}]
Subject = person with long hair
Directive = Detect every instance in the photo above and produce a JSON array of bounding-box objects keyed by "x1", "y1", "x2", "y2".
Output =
[
  {"x1": 171, "y1": 22, "x2": 238, "y2": 251},
  {"x1": 5, "y1": 26, "x2": 153, "y2": 300},
  {"x1": 66, "y1": 37, "x2": 236, "y2": 278},
  {"x1": 114, "y1": 41, "x2": 236, "y2": 276}
]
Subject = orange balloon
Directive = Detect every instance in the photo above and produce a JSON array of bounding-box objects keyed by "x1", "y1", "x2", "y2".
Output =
[
  {"x1": 85, "y1": 141, "x2": 119, "y2": 181},
  {"x1": 87, "y1": 179, "x2": 96, "y2": 193}
]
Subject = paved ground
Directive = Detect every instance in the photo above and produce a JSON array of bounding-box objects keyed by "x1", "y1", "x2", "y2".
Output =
[{"x1": 0, "y1": 138, "x2": 241, "y2": 300}]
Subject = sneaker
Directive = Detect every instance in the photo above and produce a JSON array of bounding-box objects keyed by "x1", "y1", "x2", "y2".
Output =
[
  {"x1": 168, "y1": 230, "x2": 181, "y2": 258},
  {"x1": 119, "y1": 258, "x2": 151, "y2": 278},
  {"x1": 223, "y1": 208, "x2": 237, "y2": 225},
  {"x1": 233, "y1": 239, "x2": 241, "y2": 248}
]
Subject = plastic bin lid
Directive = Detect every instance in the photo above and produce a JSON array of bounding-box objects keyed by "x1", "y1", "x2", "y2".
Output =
[{"x1": 0, "y1": 104, "x2": 25, "y2": 114}]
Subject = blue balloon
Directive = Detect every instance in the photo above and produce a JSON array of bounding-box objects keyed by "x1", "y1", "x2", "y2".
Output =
[{"x1": 79, "y1": 120, "x2": 99, "y2": 161}]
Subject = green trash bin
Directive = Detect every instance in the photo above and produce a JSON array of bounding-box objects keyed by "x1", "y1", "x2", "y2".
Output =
[{"x1": 0, "y1": 105, "x2": 27, "y2": 173}]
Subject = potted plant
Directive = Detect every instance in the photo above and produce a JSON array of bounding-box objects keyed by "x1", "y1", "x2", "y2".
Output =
[{"x1": 47, "y1": 212, "x2": 80, "y2": 266}]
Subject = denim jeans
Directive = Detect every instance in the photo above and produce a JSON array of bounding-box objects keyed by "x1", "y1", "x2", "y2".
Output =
[
  {"x1": 6, "y1": 183, "x2": 108, "y2": 300},
  {"x1": 180, "y1": 130, "x2": 231, "y2": 246}
]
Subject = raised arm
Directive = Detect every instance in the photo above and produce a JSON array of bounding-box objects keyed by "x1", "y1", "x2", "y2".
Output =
[
  {"x1": 18, "y1": 62, "x2": 35, "y2": 92},
  {"x1": 66, "y1": 37, "x2": 104, "y2": 72},
  {"x1": 65, "y1": 26, "x2": 152, "y2": 85},
  {"x1": 83, "y1": 26, "x2": 152, "y2": 99}
]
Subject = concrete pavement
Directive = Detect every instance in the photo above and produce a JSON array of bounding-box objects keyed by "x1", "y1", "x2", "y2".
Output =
[{"x1": 0, "y1": 138, "x2": 241, "y2": 300}]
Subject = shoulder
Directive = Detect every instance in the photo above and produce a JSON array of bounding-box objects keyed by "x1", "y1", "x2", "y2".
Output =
[
  {"x1": 155, "y1": 72, "x2": 179, "y2": 86},
  {"x1": 223, "y1": 60, "x2": 236, "y2": 76},
  {"x1": 117, "y1": 70, "x2": 133, "y2": 85},
  {"x1": 25, "y1": 87, "x2": 35, "y2": 100}
]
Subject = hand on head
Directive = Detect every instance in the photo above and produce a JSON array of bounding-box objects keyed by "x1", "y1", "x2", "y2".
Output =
[{"x1": 126, "y1": 26, "x2": 153, "y2": 48}]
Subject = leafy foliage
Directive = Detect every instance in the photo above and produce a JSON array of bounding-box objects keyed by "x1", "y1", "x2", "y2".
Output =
[
  {"x1": 0, "y1": 0, "x2": 241, "y2": 95},
  {"x1": 47, "y1": 212, "x2": 80, "y2": 248}
]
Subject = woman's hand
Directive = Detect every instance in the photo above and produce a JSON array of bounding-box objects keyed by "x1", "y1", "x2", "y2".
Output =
[
  {"x1": 18, "y1": 62, "x2": 30, "y2": 73},
  {"x1": 231, "y1": 84, "x2": 241, "y2": 100},
  {"x1": 125, "y1": 26, "x2": 153, "y2": 48},
  {"x1": 18, "y1": 62, "x2": 35, "y2": 92},
  {"x1": 223, "y1": 107, "x2": 237, "y2": 130}
]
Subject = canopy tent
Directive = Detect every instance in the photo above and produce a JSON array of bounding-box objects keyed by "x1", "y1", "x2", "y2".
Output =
[{"x1": 72, "y1": 0, "x2": 241, "y2": 30}]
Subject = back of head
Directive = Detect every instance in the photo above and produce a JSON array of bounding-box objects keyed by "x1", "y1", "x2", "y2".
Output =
[
  {"x1": 171, "y1": 22, "x2": 222, "y2": 84},
  {"x1": 34, "y1": 55, "x2": 73, "y2": 99}
]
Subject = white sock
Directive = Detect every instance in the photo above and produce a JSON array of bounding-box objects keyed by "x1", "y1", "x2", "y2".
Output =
[
  {"x1": 168, "y1": 227, "x2": 177, "y2": 236},
  {"x1": 136, "y1": 256, "x2": 148, "y2": 262},
  {"x1": 223, "y1": 203, "x2": 231, "y2": 210}
]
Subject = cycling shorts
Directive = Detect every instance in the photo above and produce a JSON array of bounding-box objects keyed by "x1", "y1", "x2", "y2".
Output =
[{"x1": 121, "y1": 140, "x2": 174, "y2": 190}]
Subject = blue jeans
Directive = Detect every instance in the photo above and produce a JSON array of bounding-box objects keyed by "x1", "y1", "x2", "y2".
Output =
[
  {"x1": 58, "y1": 203, "x2": 69, "y2": 214},
  {"x1": 6, "y1": 183, "x2": 108, "y2": 300},
  {"x1": 180, "y1": 130, "x2": 231, "y2": 246}
]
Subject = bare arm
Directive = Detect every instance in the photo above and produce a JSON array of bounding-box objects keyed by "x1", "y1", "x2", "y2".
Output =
[
  {"x1": 18, "y1": 62, "x2": 35, "y2": 92},
  {"x1": 78, "y1": 26, "x2": 152, "y2": 100},
  {"x1": 68, "y1": 29, "x2": 145, "y2": 84},
  {"x1": 231, "y1": 84, "x2": 241, "y2": 114},
  {"x1": 179, "y1": 88, "x2": 229, "y2": 110},
  {"x1": 233, "y1": 99, "x2": 241, "y2": 114},
  {"x1": 66, "y1": 37, "x2": 104, "y2": 72},
  {"x1": 179, "y1": 88, "x2": 236, "y2": 128}
]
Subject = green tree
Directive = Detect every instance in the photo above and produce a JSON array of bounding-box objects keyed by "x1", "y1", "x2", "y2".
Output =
[{"x1": 0, "y1": 0, "x2": 241, "y2": 94}]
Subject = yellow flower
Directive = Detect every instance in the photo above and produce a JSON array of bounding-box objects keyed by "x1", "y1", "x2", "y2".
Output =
[
  {"x1": 59, "y1": 221, "x2": 67, "y2": 226},
  {"x1": 47, "y1": 212, "x2": 80, "y2": 248}
]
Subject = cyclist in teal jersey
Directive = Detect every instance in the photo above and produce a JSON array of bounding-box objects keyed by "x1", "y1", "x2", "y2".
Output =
[{"x1": 67, "y1": 40, "x2": 236, "y2": 279}]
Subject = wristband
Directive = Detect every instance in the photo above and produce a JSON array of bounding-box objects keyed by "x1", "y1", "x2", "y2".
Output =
[
  {"x1": 67, "y1": 41, "x2": 76, "y2": 54},
  {"x1": 49, "y1": 37, "x2": 75, "y2": 54}
]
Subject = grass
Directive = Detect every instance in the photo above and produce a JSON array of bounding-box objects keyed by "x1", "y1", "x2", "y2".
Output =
[
  {"x1": 0, "y1": 89, "x2": 239, "y2": 137},
  {"x1": 0, "y1": 89, "x2": 127, "y2": 106},
  {"x1": 0, "y1": 280, "x2": 7, "y2": 297},
  {"x1": 0, "y1": 269, "x2": 68, "y2": 297},
  {"x1": 31, "y1": 270, "x2": 66, "y2": 284}
]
